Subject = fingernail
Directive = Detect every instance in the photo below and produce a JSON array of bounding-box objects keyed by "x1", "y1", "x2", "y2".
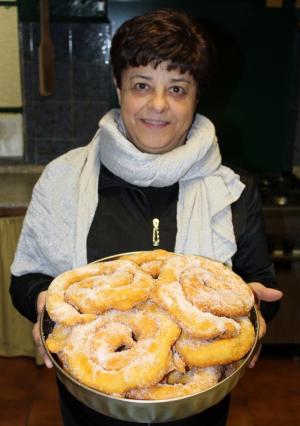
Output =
[{"x1": 45, "y1": 359, "x2": 53, "y2": 368}]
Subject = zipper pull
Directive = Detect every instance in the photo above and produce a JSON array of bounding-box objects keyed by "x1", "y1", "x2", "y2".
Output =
[{"x1": 152, "y1": 218, "x2": 160, "y2": 247}]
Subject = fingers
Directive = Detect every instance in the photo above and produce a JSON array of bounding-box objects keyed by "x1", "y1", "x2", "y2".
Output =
[
  {"x1": 36, "y1": 290, "x2": 47, "y2": 315},
  {"x1": 248, "y1": 343, "x2": 262, "y2": 368},
  {"x1": 32, "y1": 320, "x2": 53, "y2": 368},
  {"x1": 248, "y1": 305, "x2": 266, "y2": 368},
  {"x1": 246, "y1": 281, "x2": 282, "y2": 370},
  {"x1": 248, "y1": 282, "x2": 283, "y2": 303},
  {"x1": 32, "y1": 290, "x2": 53, "y2": 368},
  {"x1": 256, "y1": 307, "x2": 266, "y2": 339}
]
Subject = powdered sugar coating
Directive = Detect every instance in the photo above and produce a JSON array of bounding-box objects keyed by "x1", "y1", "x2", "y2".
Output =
[
  {"x1": 153, "y1": 279, "x2": 240, "y2": 338},
  {"x1": 46, "y1": 259, "x2": 155, "y2": 326},
  {"x1": 153, "y1": 254, "x2": 254, "y2": 339},
  {"x1": 46, "y1": 302, "x2": 180, "y2": 396},
  {"x1": 45, "y1": 250, "x2": 256, "y2": 400},
  {"x1": 176, "y1": 317, "x2": 255, "y2": 367},
  {"x1": 126, "y1": 366, "x2": 222, "y2": 400}
]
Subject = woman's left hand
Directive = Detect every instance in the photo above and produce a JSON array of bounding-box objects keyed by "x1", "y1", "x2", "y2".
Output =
[{"x1": 247, "y1": 282, "x2": 283, "y2": 368}]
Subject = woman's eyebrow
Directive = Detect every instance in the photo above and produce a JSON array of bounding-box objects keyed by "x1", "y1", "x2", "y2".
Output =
[
  {"x1": 129, "y1": 75, "x2": 192, "y2": 84},
  {"x1": 170, "y1": 77, "x2": 192, "y2": 84},
  {"x1": 129, "y1": 74, "x2": 152, "y2": 81}
]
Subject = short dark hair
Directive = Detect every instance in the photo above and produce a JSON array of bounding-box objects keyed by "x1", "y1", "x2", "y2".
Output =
[{"x1": 110, "y1": 8, "x2": 214, "y2": 93}]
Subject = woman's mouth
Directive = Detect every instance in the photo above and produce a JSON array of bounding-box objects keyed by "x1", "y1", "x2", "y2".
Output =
[{"x1": 140, "y1": 118, "x2": 170, "y2": 128}]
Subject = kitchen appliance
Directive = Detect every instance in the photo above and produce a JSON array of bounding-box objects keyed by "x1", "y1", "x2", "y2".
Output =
[{"x1": 259, "y1": 173, "x2": 300, "y2": 345}]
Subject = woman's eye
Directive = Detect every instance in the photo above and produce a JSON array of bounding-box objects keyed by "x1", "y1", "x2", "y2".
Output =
[
  {"x1": 169, "y1": 86, "x2": 186, "y2": 96},
  {"x1": 133, "y1": 82, "x2": 148, "y2": 91}
]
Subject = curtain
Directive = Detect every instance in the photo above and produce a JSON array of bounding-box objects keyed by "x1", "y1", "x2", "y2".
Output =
[{"x1": 0, "y1": 216, "x2": 42, "y2": 364}]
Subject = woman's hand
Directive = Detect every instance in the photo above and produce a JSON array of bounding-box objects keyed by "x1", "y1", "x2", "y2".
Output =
[
  {"x1": 248, "y1": 282, "x2": 283, "y2": 368},
  {"x1": 32, "y1": 290, "x2": 53, "y2": 368}
]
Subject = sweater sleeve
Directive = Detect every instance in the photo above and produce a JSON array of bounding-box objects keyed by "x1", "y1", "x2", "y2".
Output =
[
  {"x1": 231, "y1": 173, "x2": 280, "y2": 321},
  {"x1": 10, "y1": 273, "x2": 53, "y2": 323}
]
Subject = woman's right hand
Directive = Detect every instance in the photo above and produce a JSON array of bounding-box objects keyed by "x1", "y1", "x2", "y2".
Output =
[{"x1": 32, "y1": 290, "x2": 53, "y2": 368}]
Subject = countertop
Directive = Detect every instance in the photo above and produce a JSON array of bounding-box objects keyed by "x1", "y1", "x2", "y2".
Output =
[{"x1": 0, "y1": 165, "x2": 43, "y2": 215}]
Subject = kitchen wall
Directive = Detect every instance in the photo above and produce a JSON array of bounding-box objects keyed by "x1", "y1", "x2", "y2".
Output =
[
  {"x1": 0, "y1": 0, "x2": 112, "y2": 164},
  {"x1": 0, "y1": 1, "x2": 23, "y2": 159},
  {"x1": 20, "y1": 0, "x2": 112, "y2": 164},
  {"x1": 0, "y1": 0, "x2": 299, "y2": 171}
]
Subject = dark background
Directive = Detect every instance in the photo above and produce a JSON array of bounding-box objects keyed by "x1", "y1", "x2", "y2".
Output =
[{"x1": 15, "y1": 0, "x2": 298, "y2": 172}]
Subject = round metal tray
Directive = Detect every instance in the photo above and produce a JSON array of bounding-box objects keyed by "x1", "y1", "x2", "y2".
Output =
[{"x1": 40, "y1": 253, "x2": 259, "y2": 423}]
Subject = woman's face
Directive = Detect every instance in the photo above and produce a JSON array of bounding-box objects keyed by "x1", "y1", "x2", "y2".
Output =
[{"x1": 116, "y1": 62, "x2": 198, "y2": 154}]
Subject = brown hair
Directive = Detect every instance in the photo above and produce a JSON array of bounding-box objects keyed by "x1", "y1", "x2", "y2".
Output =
[{"x1": 110, "y1": 8, "x2": 214, "y2": 93}]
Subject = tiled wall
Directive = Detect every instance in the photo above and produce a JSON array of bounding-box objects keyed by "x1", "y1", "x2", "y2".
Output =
[
  {"x1": 0, "y1": 1, "x2": 112, "y2": 164},
  {"x1": 20, "y1": 21, "x2": 112, "y2": 164},
  {"x1": 1, "y1": 0, "x2": 299, "y2": 169}
]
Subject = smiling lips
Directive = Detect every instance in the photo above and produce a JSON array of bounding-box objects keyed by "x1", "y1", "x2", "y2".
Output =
[{"x1": 140, "y1": 118, "x2": 170, "y2": 128}]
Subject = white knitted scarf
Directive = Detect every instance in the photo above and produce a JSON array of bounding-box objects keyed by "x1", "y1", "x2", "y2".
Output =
[
  {"x1": 76, "y1": 109, "x2": 245, "y2": 266},
  {"x1": 12, "y1": 109, "x2": 245, "y2": 277}
]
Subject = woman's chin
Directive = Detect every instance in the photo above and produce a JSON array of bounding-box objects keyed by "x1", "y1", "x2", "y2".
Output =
[{"x1": 130, "y1": 138, "x2": 185, "y2": 154}]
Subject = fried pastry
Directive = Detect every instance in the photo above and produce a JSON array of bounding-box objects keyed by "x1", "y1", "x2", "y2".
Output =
[{"x1": 45, "y1": 250, "x2": 256, "y2": 400}]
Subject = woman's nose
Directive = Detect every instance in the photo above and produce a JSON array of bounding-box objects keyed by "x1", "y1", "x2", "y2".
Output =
[{"x1": 148, "y1": 91, "x2": 169, "y2": 112}]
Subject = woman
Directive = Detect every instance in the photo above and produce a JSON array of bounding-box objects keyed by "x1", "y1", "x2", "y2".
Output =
[{"x1": 10, "y1": 8, "x2": 282, "y2": 426}]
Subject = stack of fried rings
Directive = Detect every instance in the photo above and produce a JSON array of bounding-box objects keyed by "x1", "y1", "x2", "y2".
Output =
[{"x1": 45, "y1": 249, "x2": 256, "y2": 400}]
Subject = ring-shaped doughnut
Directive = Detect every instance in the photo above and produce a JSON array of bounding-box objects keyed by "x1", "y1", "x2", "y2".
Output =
[
  {"x1": 176, "y1": 317, "x2": 255, "y2": 367},
  {"x1": 46, "y1": 259, "x2": 154, "y2": 326},
  {"x1": 46, "y1": 302, "x2": 181, "y2": 396},
  {"x1": 159, "y1": 254, "x2": 254, "y2": 317},
  {"x1": 153, "y1": 276, "x2": 240, "y2": 339}
]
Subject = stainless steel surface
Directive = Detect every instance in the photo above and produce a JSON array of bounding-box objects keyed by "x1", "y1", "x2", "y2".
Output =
[{"x1": 40, "y1": 253, "x2": 259, "y2": 423}]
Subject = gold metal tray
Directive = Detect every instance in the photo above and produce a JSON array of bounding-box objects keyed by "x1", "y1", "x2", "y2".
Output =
[{"x1": 40, "y1": 252, "x2": 259, "y2": 423}]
